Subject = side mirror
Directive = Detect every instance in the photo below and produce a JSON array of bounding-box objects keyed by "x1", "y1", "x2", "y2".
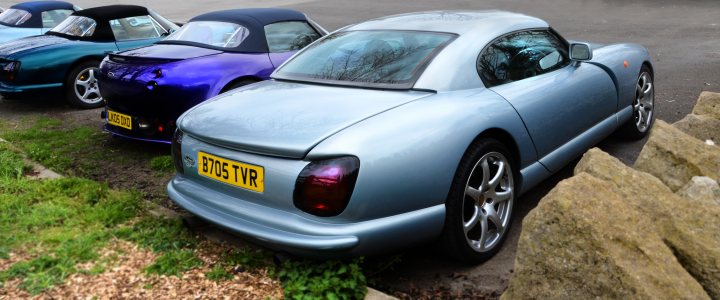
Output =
[{"x1": 569, "y1": 43, "x2": 593, "y2": 61}]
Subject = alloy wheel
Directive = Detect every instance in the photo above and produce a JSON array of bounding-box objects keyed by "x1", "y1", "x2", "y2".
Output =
[
  {"x1": 74, "y1": 67, "x2": 103, "y2": 105},
  {"x1": 462, "y1": 151, "x2": 514, "y2": 252},
  {"x1": 633, "y1": 72, "x2": 654, "y2": 133}
]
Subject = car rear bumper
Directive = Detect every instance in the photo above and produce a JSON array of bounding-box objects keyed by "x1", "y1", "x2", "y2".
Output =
[{"x1": 167, "y1": 175, "x2": 446, "y2": 258}]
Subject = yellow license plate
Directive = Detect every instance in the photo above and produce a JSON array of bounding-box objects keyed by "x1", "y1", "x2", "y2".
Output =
[
  {"x1": 197, "y1": 151, "x2": 264, "y2": 193},
  {"x1": 107, "y1": 110, "x2": 132, "y2": 130}
]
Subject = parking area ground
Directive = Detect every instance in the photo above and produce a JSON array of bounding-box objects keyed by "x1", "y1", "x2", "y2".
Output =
[{"x1": 1, "y1": 0, "x2": 718, "y2": 298}]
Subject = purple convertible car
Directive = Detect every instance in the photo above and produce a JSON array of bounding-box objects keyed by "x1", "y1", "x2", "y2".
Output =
[{"x1": 98, "y1": 8, "x2": 326, "y2": 143}]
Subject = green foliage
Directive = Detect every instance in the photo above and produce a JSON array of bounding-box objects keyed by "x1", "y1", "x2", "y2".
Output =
[
  {"x1": 277, "y1": 258, "x2": 367, "y2": 300},
  {"x1": 149, "y1": 155, "x2": 175, "y2": 173},
  {"x1": 206, "y1": 265, "x2": 234, "y2": 281},
  {"x1": 114, "y1": 217, "x2": 198, "y2": 252},
  {"x1": 0, "y1": 174, "x2": 141, "y2": 294},
  {"x1": 0, "y1": 142, "x2": 28, "y2": 179},
  {"x1": 144, "y1": 249, "x2": 202, "y2": 277}
]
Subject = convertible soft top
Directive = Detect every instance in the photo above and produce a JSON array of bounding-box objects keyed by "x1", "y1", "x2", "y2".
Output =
[
  {"x1": 62, "y1": 5, "x2": 151, "y2": 41},
  {"x1": 3, "y1": 1, "x2": 76, "y2": 28},
  {"x1": 159, "y1": 8, "x2": 309, "y2": 53}
]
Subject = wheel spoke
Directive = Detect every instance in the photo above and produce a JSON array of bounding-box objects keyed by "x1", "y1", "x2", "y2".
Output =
[
  {"x1": 463, "y1": 203, "x2": 480, "y2": 232},
  {"x1": 480, "y1": 159, "x2": 490, "y2": 192},
  {"x1": 487, "y1": 160, "x2": 505, "y2": 189},
  {"x1": 493, "y1": 189, "x2": 512, "y2": 202},
  {"x1": 485, "y1": 203, "x2": 504, "y2": 233},
  {"x1": 465, "y1": 186, "x2": 482, "y2": 202},
  {"x1": 478, "y1": 214, "x2": 489, "y2": 251},
  {"x1": 639, "y1": 108, "x2": 648, "y2": 125},
  {"x1": 81, "y1": 88, "x2": 91, "y2": 100}
]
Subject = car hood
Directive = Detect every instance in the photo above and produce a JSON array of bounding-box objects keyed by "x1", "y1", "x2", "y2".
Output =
[
  {"x1": 114, "y1": 44, "x2": 222, "y2": 61},
  {"x1": 179, "y1": 80, "x2": 433, "y2": 158},
  {"x1": 0, "y1": 34, "x2": 68, "y2": 57}
]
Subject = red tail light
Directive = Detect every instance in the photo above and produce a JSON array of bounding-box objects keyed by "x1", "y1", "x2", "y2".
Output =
[
  {"x1": 293, "y1": 157, "x2": 360, "y2": 217},
  {"x1": 1, "y1": 61, "x2": 21, "y2": 82},
  {"x1": 171, "y1": 129, "x2": 184, "y2": 174}
]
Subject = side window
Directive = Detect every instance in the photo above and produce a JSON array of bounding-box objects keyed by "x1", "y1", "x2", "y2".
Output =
[
  {"x1": 264, "y1": 21, "x2": 321, "y2": 52},
  {"x1": 110, "y1": 15, "x2": 164, "y2": 41},
  {"x1": 42, "y1": 9, "x2": 73, "y2": 28},
  {"x1": 477, "y1": 30, "x2": 569, "y2": 87}
]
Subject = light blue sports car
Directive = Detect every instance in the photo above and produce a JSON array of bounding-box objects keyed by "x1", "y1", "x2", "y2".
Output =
[{"x1": 168, "y1": 11, "x2": 655, "y2": 263}]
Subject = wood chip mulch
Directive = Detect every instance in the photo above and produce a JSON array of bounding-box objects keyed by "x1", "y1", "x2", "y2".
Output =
[{"x1": 0, "y1": 240, "x2": 283, "y2": 299}]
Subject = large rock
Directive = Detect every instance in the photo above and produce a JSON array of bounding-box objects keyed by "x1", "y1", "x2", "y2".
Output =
[
  {"x1": 677, "y1": 176, "x2": 720, "y2": 205},
  {"x1": 502, "y1": 172, "x2": 709, "y2": 299},
  {"x1": 692, "y1": 91, "x2": 720, "y2": 119},
  {"x1": 635, "y1": 120, "x2": 720, "y2": 191},
  {"x1": 576, "y1": 149, "x2": 720, "y2": 299},
  {"x1": 673, "y1": 113, "x2": 720, "y2": 144}
]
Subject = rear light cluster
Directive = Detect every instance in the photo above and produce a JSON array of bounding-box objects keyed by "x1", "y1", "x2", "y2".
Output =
[
  {"x1": 1, "y1": 61, "x2": 21, "y2": 82},
  {"x1": 171, "y1": 129, "x2": 184, "y2": 174},
  {"x1": 293, "y1": 157, "x2": 360, "y2": 217}
]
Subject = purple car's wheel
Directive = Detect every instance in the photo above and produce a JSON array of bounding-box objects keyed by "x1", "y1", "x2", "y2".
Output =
[
  {"x1": 65, "y1": 61, "x2": 104, "y2": 109},
  {"x1": 618, "y1": 65, "x2": 655, "y2": 139},
  {"x1": 442, "y1": 138, "x2": 515, "y2": 264}
]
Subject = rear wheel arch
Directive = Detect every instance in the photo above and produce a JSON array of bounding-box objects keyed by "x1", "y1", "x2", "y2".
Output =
[
  {"x1": 65, "y1": 56, "x2": 105, "y2": 80},
  {"x1": 642, "y1": 61, "x2": 654, "y2": 76},
  {"x1": 219, "y1": 76, "x2": 262, "y2": 94},
  {"x1": 476, "y1": 128, "x2": 521, "y2": 174}
]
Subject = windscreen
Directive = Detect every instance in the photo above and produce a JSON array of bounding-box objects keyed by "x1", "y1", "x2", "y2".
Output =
[
  {"x1": 273, "y1": 30, "x2": 455, "y2": 89},
  {"x1": 164, "y1": 21, "x2": 249, "y2": 48},
  {"x1": 0, "y1": 9, "x2": 32, "y2": 26},
  {"x1": 50, "y1": 15, "x2": 96, "y2": 37}
]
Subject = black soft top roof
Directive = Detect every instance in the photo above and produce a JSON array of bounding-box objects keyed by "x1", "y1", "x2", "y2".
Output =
[
  {"x1": 4, "y1": 1, "x2": 76, "y2": 28},
  {"x1": 158, "y1": 8, "x2": 311, "y2": 53},
  {"x1": 53, "y1": 5, "x2": 151, "y2": 41}
]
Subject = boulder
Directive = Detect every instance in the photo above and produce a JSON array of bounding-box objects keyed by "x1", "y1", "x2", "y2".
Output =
[
  {"x1": 673, "y1": 114, "x2": 720, "y2": 144},
  {"x1": 634, "y1": 120, "x2": 720, "y2": 191},
  {"x1": 576, "y1": 148, "x2": 720, "y2": 299},
  {"x1": 502, "y1": 172, "x2": 709, "y2": 299},
  {"x1": 692, "y1": 91, "x2": 720, "y2": 119},
  {"x1": 677, "y1": 176, "x2": 720, "y2": 205}
]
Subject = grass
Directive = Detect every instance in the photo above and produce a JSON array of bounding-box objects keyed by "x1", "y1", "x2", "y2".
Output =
[
  {"x1": 0, "y1": 116, "x2": 164, "y2": 179},
  {"x1": 149, "y1": 155, "x2": 175, "y2": 173},
  {"x1": 0, "y1": 116, "x2": 373, "y2": 298},
  {"x1": 0, "y1": 175, "x2": 141, "y2": 293}
]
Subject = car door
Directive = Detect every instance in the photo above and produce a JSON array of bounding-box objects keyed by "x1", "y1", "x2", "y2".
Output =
[{"x1": 478, "y1": 30, "x2": 617, "y2": 172}]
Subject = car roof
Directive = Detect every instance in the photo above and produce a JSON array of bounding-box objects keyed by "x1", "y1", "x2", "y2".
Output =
[
  {"x1": 52, "y1": 5, "x2": 153, "y2": 42},
  {"x1": 346, "y1": 10, "x2": 548, "y2": 35},
  {"x1": 5, "y1": 1, "x2": 76, "y2": 29},
  {"x1": 342, "y1": 11, "x2": 552, "y2": 91},
  {"x1": 169, "y1": 8, "x2": 310, "y2": 53}
]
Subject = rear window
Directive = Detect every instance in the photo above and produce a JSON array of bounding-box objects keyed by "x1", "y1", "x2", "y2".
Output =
[
  {"x1": 50, "y1": 16, "x2": 96, "y2": 37},
  {"x1": 42, "y1": 9, "x2": 74, "y2": 28},
  {"x1": 164, "y1": 21, "x2": 249, "y2": 48},
  {"x1": 110, "y1": 15, "x2": 167, "y2": 41},
  {"x1": 273, "y1": 30, "x2": 456, "y2": 89},
  {"x1": 264, "y1": 21, "x2": 320, "y2": 52},
  {"x1": 0, "y1": 9, "x2": 32, "y2": 26}
]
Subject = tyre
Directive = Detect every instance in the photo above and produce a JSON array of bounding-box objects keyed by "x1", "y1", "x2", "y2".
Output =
[
  {"x1": 65, "y1": 61, "x2": 103, "y2": 109},
  {"x1": 220, "y1": 79, "x2": 257, "y2": 93},
  {"x1": 618, "y1": 65, "x2": 654, "y2": 139},
  {"x1": 441, "y1": 138, "x2": 516, "y2": 264}
]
